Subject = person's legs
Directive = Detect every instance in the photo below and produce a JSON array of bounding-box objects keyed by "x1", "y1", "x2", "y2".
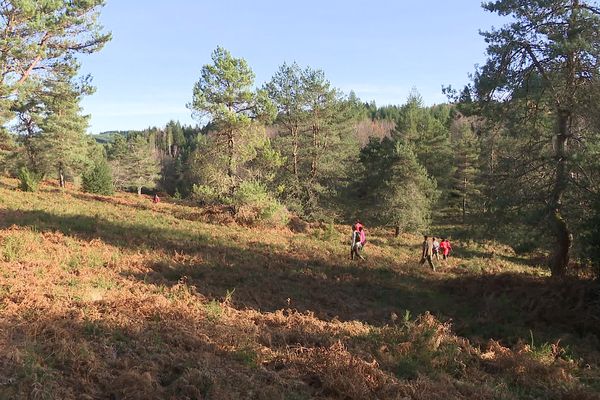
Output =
[
  {"x1": 356, "y1": 243, "x2": 365, "y2": 260},
  {"x1": 427, "y1": 256, "x2": 436, "y2": 271}
]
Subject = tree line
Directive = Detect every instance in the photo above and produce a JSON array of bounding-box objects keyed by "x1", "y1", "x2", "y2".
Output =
[{"x1": 1, "y1": 0, "x2": 599, "y2": 277}]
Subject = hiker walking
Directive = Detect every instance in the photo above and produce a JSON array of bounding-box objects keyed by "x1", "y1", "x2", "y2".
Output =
[
  {"x1": 432, "y1": 237, "x2": 440, "y2": 260},
  {"x1": 354, "y1": 220, "x2": 363, "y2": 232},
  {"x1": 420, "y1": 235, "x2": 436, "y2": 271},
  {"x1": 440, "y1": 238, "x2": 452, "y2": 260},
  {"x1": 153, "y1": 193, "x2": 161, "y2": 204},
  {"x1": 358, "y1": 225, "x2": 366, "y2": 248},
  {"x1": 350, "y1": 225, "x2": 364, "y2": 260}
]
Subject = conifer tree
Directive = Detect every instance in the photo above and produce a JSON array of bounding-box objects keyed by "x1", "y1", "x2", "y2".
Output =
[
  {"x1": 188, "y1": 47, "x2": 275, "y2": 196},
  {"x1": 394, "y1": 90, "x2": 453, "y2": 191},
  {"x1": 28, "y1": 66, "x2": 93, "y2": 187},
  {"x1": 475, "y1": 0, "x2": 600, "y2": 275},
  {"x1": 0, "y1": 0, "x2": 110, "y2": 129},
  {"x1": 360, "y1": 137, "x2": 438, "y2": 236},
  {"x1": 450, "y1": 125, "x2": 482, "y2": 223},
  {"x1": 265, "y1": 62, "x2": 306, "y2": 185},
  {"x1": 110, "y1": 135, "x2": 161, "y2": 195},
  {"x1": 82, "y1": 159, "x2": 114, "y2": 195}
]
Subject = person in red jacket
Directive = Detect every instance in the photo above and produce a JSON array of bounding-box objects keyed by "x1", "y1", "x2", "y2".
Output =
[{"x1": 440, "y1": 238, "x2": 452, "y2": 260}]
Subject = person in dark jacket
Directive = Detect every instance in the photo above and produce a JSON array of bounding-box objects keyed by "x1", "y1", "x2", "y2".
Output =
[{"x1": 420, "y1": 235, "x2": 436, "y2": 271}]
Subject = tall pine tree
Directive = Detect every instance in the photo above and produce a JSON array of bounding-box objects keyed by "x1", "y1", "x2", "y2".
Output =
[{"x1": 475, "y1": 0, "x2": 600, "y2": 275}]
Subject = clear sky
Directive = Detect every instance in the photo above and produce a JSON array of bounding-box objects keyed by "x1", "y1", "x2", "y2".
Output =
[{"x1": 79, "y1": 1, "x2": 505, "y2": 134}]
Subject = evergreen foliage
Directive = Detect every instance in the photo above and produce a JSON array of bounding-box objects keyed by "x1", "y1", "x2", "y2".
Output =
[
  {"x1": 232, "y1": 180, "x2": 289, "y2": 226},
  {"x1": 188, "y1": 47, "x2": 276, "y2": 197},
  {"x1": 4, "y1": 5, "x2": 600, "y2": 277},
  {"x1": 267, "y1": 63, "x2": 363, "y2": 219},
  {"x1": 449, "y1": 123, "x2": 482, "y2": 223},
  {"x1": 82, "y1": 159, "x2": 114, "y2": 195},
  {"x1": 359, "y1": 137, "x2": 438, "y2": 235},
  {"x1": 0, "y1": 0, "x2": 110, "y2": 187},
  {"x1": 475, "y1": 0, "x2": 600, "y2": 276},
  {"x1": 110, "y1": 135, "x2": 161, "y2": 195},
  {"x1": 17, "y1": 166, "x2": 39, "y2": 192}
]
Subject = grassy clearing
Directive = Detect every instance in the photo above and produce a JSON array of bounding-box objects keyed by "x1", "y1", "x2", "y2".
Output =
[{"x1": 0, "y1": 178, "x2": 598, "y2": 399}]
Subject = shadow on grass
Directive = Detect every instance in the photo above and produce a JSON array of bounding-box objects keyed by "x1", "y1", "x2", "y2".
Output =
[
  {"x1": 1, "y1": 208, "x2": 598, "y2": 352},
  {"x1": 0, "y1": 208, "x2": 207, "y2": 254},
  {"x1": 69, "y1": 191, "x2": 233, "y2": 225},
  {"x1": 438, "y1": 273, "x2": 600, "y2": 346},
  {"x1": 0, "y1": 208, "x2": 438, "y2": 325},
  {"x1": 134, "y1": 251, "x2": 448, "y2": 325},
  {"x1": 0, "y1": 306, "x2": 314, "y2": 399}
]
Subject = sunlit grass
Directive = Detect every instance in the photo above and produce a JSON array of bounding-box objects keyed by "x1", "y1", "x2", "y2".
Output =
[{"x1": 0, "y1": 178, "x2": 596, "y2": 399}]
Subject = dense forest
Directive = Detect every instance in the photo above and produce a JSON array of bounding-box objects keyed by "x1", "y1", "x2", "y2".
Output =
[{"x1": 1, "y1": 0, "x2": 600, "y2": 279}]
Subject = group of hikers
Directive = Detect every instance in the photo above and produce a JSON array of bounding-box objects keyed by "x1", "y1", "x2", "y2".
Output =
[
  {"x1": 420, "y1": 235, "x2": 452, "y2": 272},
  {"x1": 349, "y1": 221, "x2": 452, "y2": 271}
]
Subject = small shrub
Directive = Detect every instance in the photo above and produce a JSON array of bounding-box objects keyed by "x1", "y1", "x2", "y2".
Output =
[
  {"x1": 288, "y1": 216, "x2": 309, "y2": 233},
  {"x1": 82, "y1": 160, "x2": 114, "y2": 195},
  {"x1": 204, "y1": 300, "x2": 223, "y2": 322},
  {"x1": 169, "y1": 367, "x2": 215, "y2": 398},
  {"x1": 233, "y1": 181, "x2": 289, "y2": 226},
  {"x1": 91, "y1": 276, "x2": 116, "y2": 290},
  {"x1": 374, "y1": 312, "x2": 469, "y2": 379},
  {"x1": 234, "y1": 346, "x2": 259, "y2": 368},
  {"x1": 17, "y1": 167, "x2": 40, "y2": 192},
  {"x1": 513, "y1": 240, "x2": 538, "y2": 255},
  {"x1": 322, "y1": 222, "x2": 338, "y2": 241},
  {"x1": 191, "y1": 184, "x2": 220, "y2": 205},
  {"x1": 2, "y1": 235, "x2": 25, "y2": 262}
]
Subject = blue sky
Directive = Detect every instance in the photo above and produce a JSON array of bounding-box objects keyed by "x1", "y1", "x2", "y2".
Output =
[{"x1": 79, "y1": 1, "x2": 505, "y2": 133}]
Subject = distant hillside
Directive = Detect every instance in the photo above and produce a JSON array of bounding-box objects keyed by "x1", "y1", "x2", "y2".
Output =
[{"x1": 90, "y1": 130, "x2": 138, "y2": 144}]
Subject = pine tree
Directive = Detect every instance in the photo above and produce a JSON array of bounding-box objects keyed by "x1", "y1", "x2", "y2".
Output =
[
  {"x1": 450, "y1": 124, "x2": 482, "y2": 223},
  {"x1": 393, "y1": 90, "x2": 453, "y2": 192},
  {"x1": 110, "y1": 135, "x2": 161, "y2": 195},
  {"x1": 188, "y1": 47, "x2": 275, "y2": 196},
  {"x1": 265, "y1": 62, "x2": 307, "y2": 187},
  {"x1": 28, "y1": 67, "x2": 93, "y2": 187},
  {"x1": 360, "y1": 137, "x2": 438, "y2": 236},
  {"x1": 0, "y1": 1, "x2": 110, "y2": 129},
  {"x1": 475, "y1": 0, "x2": 600, "y2": 275},
  {"x1": 82, "y1": 159, "x2": 114, "y2": 195}
]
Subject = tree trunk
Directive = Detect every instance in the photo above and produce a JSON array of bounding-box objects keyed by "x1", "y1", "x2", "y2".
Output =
[
  {"x1": 58, "y1": 165, "x2": 65, "y2": 188},
  {"x1": 462, "y1": 176, "x2": 467, "y2": 224},
  {"x1": 395, "y1": 226, "x2": 400, "y2": 237},
  {"x1": 549, "y1": 111, "x2": 572, "y2": 277},
  {"x1": 227, "y1": 131, "x2": 235, "y2": 179},
  {"x1": 292, "y1": 128, "x2": 298, "y2": 177},
  {"x1": 311, "y1": 123, "x2": 318, "y2": 178},
  {"x1": 227, "y1": 130, "x2": 235, "y2": 197}
]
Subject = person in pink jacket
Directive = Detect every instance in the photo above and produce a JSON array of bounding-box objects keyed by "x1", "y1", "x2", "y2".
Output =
[
  {"x1": 358, "y1": 226, "x2": 366, "y2": 246},
  {"x1": 350, "y1": 225, "x2": 364, "y2": 260}
]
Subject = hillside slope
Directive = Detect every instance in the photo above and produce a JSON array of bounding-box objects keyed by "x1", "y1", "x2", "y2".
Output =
[{"x1": 0, "y1": 178, "x2": 598, "y2": 399}]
